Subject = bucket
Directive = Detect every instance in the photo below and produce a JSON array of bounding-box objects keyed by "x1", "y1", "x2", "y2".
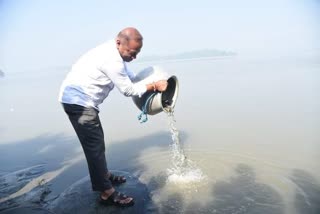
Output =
[{"x1": 132, "y1": 66, "x2": 179, "y2": 115}]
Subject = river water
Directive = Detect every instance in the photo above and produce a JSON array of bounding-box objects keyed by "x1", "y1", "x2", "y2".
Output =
[{"x1": 0, "y1": 56, "x2": 319, "y2": 213}]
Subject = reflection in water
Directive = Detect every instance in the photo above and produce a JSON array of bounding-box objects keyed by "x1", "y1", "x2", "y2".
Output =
[{"x1": 165, "y1": 107, "x2": 206, "y2": 184}]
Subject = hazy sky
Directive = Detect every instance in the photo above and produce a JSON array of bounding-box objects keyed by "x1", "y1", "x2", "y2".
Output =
[{"x1": 0, "y1": 0, "x2": 319, "y2": 73}]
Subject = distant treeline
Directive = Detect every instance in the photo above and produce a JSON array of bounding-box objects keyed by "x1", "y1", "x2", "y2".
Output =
[{"x1": 137, "y1": 49, "x2": 236, "y2": 62}]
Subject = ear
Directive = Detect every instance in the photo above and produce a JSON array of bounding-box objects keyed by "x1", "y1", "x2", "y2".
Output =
[{"x1": 116, "y1": 39, "x2": 121, "y2": 47}]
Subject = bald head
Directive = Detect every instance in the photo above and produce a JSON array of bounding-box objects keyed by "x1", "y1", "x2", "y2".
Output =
[
  {"x1": 117, "y1": 27, "x2": 143, "y2": 43},
  {"x1": 116, "y1": 27, "x2": 143, "y2": 62}
]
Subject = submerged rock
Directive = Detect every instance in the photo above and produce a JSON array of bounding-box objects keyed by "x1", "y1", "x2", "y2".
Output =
[
  {"x1": 46, "y1": 171, "x2": 155, "y2": 214},
  {"x1": 0, "y1": 169, "x2": 156, "y2": 214}
]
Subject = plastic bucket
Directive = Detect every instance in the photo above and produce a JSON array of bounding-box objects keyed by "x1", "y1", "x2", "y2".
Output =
[{"x1": 132, "y1": 66, "x2": 179, "y2": 115}]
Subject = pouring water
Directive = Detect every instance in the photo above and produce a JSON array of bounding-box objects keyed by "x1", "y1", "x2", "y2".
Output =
[{"x1": 164, "y1": 105, "x2": 206, "y2": 184}]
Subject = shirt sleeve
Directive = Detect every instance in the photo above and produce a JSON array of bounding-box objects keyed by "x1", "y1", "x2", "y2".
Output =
[
  {"x1": 100, "y1": 60, "x2": 147, "y2": 97},
  {"x1": 124, "y1": 63, "x2": 136, "y2": 81}
]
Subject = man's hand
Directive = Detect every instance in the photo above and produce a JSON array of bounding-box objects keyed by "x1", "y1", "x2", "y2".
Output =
[{"x1": 155, "y1": 80, "x2": 168, "y2": 92}]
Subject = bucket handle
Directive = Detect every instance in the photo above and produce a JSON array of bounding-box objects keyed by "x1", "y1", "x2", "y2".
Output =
[{"x1": 137, "y1": 92, "x2": 157, "y2": 123}]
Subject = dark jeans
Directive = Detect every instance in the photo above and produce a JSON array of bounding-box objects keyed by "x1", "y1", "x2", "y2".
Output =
[{"x1": 62, "y1": 103, "x2": 112, "y2": 191}]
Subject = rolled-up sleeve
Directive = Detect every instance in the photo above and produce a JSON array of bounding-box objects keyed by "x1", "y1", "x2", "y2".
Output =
[{"x1": 100, "y1": 61, "x2": 147, "y2": 97}]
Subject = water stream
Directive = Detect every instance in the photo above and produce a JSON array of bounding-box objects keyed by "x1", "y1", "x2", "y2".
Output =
[{"x1": 164, "y1": 107, "x2": 206, "y2": 184}]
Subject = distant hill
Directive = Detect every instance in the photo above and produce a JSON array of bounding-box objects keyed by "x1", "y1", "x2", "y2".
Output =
[
  {"x1": 0, "y1": 70, "x2": 4, "y2": 78},
  {"x1": 137, "y1": 49, "x2": 236, "y2": 62}
]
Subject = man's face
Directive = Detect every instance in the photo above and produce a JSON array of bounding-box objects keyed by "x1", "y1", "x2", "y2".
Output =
[{"x1": 117, "y1": 39, "x2": 142, "y2": 62}]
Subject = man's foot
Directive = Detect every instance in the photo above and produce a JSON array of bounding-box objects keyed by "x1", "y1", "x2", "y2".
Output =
[
  {"x1": 100, "y1": 188, "x2": 134, "y2": 207},
  {"x1": 106, "y1": 172, "x2": 126, "y2": 185}
]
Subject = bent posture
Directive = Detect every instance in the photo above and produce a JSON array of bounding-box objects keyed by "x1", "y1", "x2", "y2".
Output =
[{"x1": 58, "y1": 27, "x2": 167, "y2": 207}]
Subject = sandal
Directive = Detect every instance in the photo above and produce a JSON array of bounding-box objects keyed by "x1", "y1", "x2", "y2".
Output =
[
  {"x1": 100, "y1": 191, "x2": 134, "y2": 207},
  {"x1": 108, "y1": 173, "x2": 126, "y2": 184}
]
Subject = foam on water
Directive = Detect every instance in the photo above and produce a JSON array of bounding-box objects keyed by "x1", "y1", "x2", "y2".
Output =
[{"x1": 164, "y1": 107, "x2": 206, "y2": 184}]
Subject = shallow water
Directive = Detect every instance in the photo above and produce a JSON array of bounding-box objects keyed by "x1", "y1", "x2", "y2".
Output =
[{"x1": 0, "y1": 56, "x2": 319, "y2": 213}]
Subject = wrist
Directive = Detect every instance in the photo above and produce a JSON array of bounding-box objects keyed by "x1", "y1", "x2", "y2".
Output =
[{"x1": 152, "y1": 82, "x2": 156, "y2": 91}]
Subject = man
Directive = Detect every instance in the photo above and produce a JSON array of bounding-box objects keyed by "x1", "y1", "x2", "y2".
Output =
[{"x1": 58, "y1": 27, "x2": 168, "y2": 207}]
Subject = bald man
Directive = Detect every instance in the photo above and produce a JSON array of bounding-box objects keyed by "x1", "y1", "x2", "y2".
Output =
[{"x1": 58, "y1": 27, "x2": 168, "y2": 207}]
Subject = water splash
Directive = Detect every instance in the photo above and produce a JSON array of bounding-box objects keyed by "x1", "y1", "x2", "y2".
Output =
[{"x1": 164, "y1": 107, "x2": 205, "y2": 184}]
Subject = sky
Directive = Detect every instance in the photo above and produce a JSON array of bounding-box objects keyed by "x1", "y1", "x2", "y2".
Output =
[{"x1": 0, "y1": 0, "x2": 319, "y2": 74}]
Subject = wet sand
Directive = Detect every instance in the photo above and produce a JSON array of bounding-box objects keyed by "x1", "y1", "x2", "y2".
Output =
[{"x1": 0, "y1": 56, "x2": 319, "y2": 213}]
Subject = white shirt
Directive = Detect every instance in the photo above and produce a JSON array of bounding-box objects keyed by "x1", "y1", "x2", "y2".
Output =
[{"x1": 58, "y1": 40, "x2": 147, "y2": 110}]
